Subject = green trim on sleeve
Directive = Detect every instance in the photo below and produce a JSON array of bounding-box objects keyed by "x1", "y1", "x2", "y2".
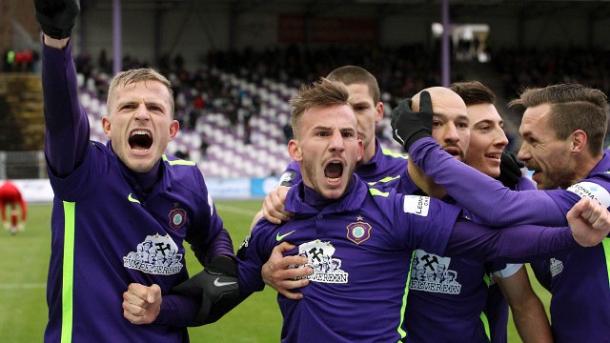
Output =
[
  {"x1": 397, "y1": 251, "x2": 416, "y2": 341},
  {"x1": 479, "y1": 312, "x2": 491, "y2": 341},
  {"x1": 602, "y1": 238, "x2": 610, "y2": 289},
  {"x1": 162, "y1": 154, "x2": 196, "y2": 166},
  {"x1": 61, "y1": 201, "x2": 76, "y2": 343}
]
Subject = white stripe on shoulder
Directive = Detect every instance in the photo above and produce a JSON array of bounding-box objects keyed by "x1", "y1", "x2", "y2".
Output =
[{"x1": 567, "y1": 181, "x2": 610, "y2": 207}]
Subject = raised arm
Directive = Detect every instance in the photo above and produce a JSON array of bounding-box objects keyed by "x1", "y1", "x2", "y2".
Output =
[
  {"x1": 409, "y1": 137, "x2": 568, "y2": 227},
  {"x1": 37, "y1": 1, "x2": 90, "y2": 177},
  {"x1": 444, "y1": 198, "x2": 610, "y2": 262}
]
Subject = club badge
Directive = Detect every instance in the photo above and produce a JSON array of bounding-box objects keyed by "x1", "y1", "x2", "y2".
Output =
[
  {"x1": 346, "y1": 217, "x2": 372, "y2": 245},
  {"x1": 168, "y1": 208, "x2": 187, "y2": 230}
]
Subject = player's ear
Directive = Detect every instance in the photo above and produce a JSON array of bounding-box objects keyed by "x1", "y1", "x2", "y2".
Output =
[
  {"x1": 570, "y1": 129, "x2": 587, "y2": 153},
  {"x1": 169, "y1": 120, "x2": 179, "y2": 140},
  {"x1": 375, "y1": 101, "x2": 384, "y2": 123},
  {"x1": 102, "y1": 116, "x2": 111, "y2": 137},
  {"x1": 288, "y1": 139, "x2": 302, "y2": 162}
]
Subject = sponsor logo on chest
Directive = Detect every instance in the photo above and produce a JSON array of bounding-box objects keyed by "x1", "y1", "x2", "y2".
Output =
[
  {"x1": 298, "y1": 240, "x2": 348, "y2": 284},
  {"x1": 409, "y1": 250, "x2": 462, "y2": 295},
  {"x1": 123, "y1": 233, "x2": 184, "y2": 275}
]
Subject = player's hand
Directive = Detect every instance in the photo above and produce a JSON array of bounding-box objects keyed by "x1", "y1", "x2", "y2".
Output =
[
  {"x1": 172, "y1": 255, "x2": 240, "y2": 325},
  {"x1": 496, "y1": 151, "x2": 524, "y2": 189},
  {"x1": 567, "y1": 198, "x2": 610, "y2": 247},
  {"x1": 391, "y1": 91, "x2": 433, "y2": 151},
  {"x1": 262, "y1": 242, "x2": 312, "y2": 300},
  {"x1": 122, "y1": 283, "x2": 162, "y2": 325},
  {"x1": 262, "y1": 186, "x2": 292, "y2": 224},
  {"x1": 34, "y1": 0, "x2": 79, "y2": 40}
]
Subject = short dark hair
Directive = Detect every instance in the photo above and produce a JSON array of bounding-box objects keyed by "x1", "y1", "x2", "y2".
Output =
[
  {"x1": 290, "y1": 78, "x2": 350, "y2": 138},
  {"x1": 450, "y1": 81, "x2": 496, "y2": 106},
  {"x1": 509, "y1": 84, "x2": 609, "y2": 156},
  {"x1": 327, "y1": 65, "x2": 380, "y2": 103}
]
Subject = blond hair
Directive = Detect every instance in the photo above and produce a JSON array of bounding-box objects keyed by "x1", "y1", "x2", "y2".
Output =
[{"x1": 107, "y1": 68, "x2": 174, "y2": 116}]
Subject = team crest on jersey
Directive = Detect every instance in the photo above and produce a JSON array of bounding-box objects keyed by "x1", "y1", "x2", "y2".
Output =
[
  {"x1": 346, "y1": 217, "x2": 372, "y2": 245},
  {"x1": 549, "y1": 258, "x2": 564, "y2": 277},
  {"x1": 298, "y1": 240, "x2": 348, "y2": 284},
  {"x1": 409, "y1": 250, "x2": 462, "y2": 295},
  {"x1": 168, "y1": 207, "x2": 187, "y2": 230},
  {"x1": 123, "y1": 234, "x2": 184, "y2": 275}
]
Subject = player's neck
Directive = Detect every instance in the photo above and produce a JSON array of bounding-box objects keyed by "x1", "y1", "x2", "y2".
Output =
[
  {"x1": 362, "y1": 140, "x2": 377, "y2": 164},
  {"x1": 572, "y1": 152, "x2": 604, "y2": 185}
]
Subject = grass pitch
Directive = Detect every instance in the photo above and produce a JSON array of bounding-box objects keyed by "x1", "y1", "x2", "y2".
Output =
[{"x1": 0, "y1": 201, "x2": 549, "y2": 342}]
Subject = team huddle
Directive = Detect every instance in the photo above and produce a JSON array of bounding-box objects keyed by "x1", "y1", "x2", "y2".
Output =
[{"x1": 35, "y1": 1, "x2": 610, "y2": 342}]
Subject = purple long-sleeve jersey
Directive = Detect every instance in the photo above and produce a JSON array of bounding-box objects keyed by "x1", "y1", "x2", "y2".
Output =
[
  {"x1": 237, "y1": 176, "x2": 578, "y2": 342},
  {"x1": 42, "y1": 41, "x2": 234, "y2": 342},
  {"x1": 375, "y1": 175, "x2": 536, "y2": 343},
  {"x1": 409, "y1": 137, "x2": 610, "y2": 342}
]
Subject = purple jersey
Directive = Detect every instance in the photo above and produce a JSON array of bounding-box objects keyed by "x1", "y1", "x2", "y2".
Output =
[
  {"x1": 42, "y1": 42, "x2": 233, "y2": 342},
  {"x1": 279, "y1": 140, "x2": 408, "y2": 186},
  {"x1": 378, "y1": 174, "x2": 536, "y2": 343},
  {"x1": 237, "y1": 176, "x2": 578, "y2": 342},
  {"x1": 239, "y1": 177, "x2": 461, "y2": 342},
  {"x1": 485, "y1": 177, "x2": 537, "y2": 343},
  {"x1": 409, "y1": 137, "x2": 610, "y2": 342}
]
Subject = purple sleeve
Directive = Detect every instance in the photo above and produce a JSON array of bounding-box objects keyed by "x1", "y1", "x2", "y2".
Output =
[
  {"x1": 279, "y1": 161, "x2": 302, "y2": 187},
  {"x1": 391, "y1": 192, "x2": 462, "y2": 255},
  {"x1": 444, "y1": 220, "x2": 578, "y2": 262},
  {"x1": 236, "y1": 221, "x2": 276, "y2": 296},
  {"x1": 42, "y1": 40, "x2": 90, "y2": 177},
  {"x1": 187, "y1": 174, "x2": 235, "y2": 265},
  {"x1": 409, "y1": 138, "x2": 566, "y2": 226},
  {"x1": 154, "y1": 294, "x2": 199, "y2": 327},
  {"x1": 516, "y1": 176, "x2": 537, "y2": 191}
]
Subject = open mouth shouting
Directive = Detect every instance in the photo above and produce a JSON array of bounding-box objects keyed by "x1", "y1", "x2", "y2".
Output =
[
  {"x1": 128, "y1": 129, "x2": 154, "y2": 154},
  {"x1": 324, "y1": 160, "x2": 345, "y2": 186}
]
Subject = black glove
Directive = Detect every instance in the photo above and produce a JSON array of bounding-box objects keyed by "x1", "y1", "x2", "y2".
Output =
[
  {"x1": 497, "y1": 151, "x2": 524, "y2": 189},
  {"x1": 34, "y1": 0, "x2": 80, "y2": 39},
  {"x1": 391, "y1": 90, "x2": 433, "y2": 151},
  {"x1": 172, "y1": 255, "x2": 243, "y2": 326}
]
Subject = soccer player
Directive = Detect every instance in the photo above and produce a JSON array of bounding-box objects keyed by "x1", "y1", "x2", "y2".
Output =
[
  {"x1": 0, "y1": 180, "x2": 27, "y2": 235},
  {"x1": 259, "y1": 65, "x2": 408, "y2": 225},
  {"x1": 399, "y1": 83, "x2": 551, "y2": 342},
  {"x1": 393, "y1": 83, "x2": 610, "y2": 342},
  {"x1": 262, "y1": 82, "x2": 550, "y2": 342},
  {"x1": 35, "y1": 1, "x2": 234, "y2": 342},
  {"x1": 452, "y1": 81, "x2": 549, "y2": 343},
  {"x1": 158, "y1": 78, "x2": 610, "y2": 341}
]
